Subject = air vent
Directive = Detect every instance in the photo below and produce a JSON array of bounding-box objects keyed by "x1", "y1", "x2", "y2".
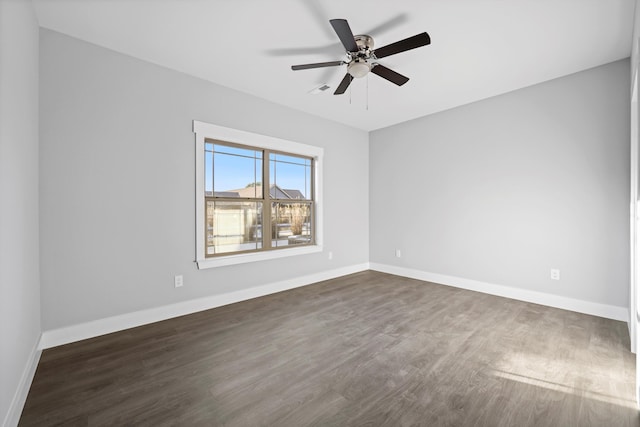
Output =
[{"x1": 309, "y1": 84, "x2": 331, "y2": 95}]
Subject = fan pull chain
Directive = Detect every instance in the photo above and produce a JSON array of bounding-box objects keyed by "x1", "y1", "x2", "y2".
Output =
[{"x1": 366, "y1": 73, "x2": 369, "y2": 111}]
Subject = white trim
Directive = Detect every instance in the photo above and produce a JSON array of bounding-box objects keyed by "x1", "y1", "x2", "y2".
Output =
[
  {"x1": 192, "y1": 120, "x2": 324, "y2": 269},
  {"x1": 631, "y1": 45, "x2": 640, "y2": 408},
  {"x1": 38, "y1": 262, "x2": 628, "y2": 348},
  {"x1": 197, "y1": 245, "x2": 323, "y2": 268},
  {"x1": 40, "y1": 263, "x2": 369, "y2": 349},
  {"x1": 370, "y1": 263, "x2": 629, "y2": 321},
  {"x1": 631, "y1": 66, "x2": 639, "y2": 354},
  {"x1": 3, "y1": 337, "x2": 42, "y2": 427}
]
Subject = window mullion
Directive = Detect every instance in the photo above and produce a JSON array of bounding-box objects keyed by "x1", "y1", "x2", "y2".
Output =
[{"x1": 262, "y1": 149, "x2": 272, "y2": 250}]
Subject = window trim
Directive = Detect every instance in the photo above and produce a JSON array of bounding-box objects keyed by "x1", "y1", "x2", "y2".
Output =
[{"x1": 193, "y1": 121, "x2": 323, "y2": 269}]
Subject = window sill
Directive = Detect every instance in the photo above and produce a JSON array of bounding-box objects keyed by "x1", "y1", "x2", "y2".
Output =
[{"x1": 196, "y1": 245, "x2": 323, "y2": 269}]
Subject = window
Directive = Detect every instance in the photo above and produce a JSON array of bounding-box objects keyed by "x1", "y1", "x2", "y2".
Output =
[
  {"x1": 205, "y1": 141, "x2": 314, "y2": 255},
  {"x1": 193, "y1": 121, "x2": 323, "y2": 269}
]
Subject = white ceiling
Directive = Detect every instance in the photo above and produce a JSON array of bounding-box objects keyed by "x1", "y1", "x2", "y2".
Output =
[{"x1": 33, "y1": 0, "x2": 635, "y2": 131}]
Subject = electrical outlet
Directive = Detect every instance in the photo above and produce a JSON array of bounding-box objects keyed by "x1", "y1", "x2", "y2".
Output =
[
  {"x1": 395, "y1": 249, "x2": 402, "y2": 258},
  {"x1": 550, "y1": 269, "x2": 560, "y2": 281},
  {"x1": 174, "y1": 275, "x2": 183, "y2": 288},
  {"x1": 328, "y1": 251, "x2": 333, "y2": 260}
]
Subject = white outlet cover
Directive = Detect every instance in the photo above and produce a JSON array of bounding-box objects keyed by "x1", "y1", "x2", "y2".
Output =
[{"x1": 174, "y1": 275, "x2": 184, "y2": 287}]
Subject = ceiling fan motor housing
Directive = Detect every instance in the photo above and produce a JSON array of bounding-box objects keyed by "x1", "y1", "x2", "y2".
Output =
[
  {"x1": 354, "y1": 34, "x2": 374, "y2": 51},
  {"x1": 348, "y1": 35, "x2": 374, "y2": 78}
]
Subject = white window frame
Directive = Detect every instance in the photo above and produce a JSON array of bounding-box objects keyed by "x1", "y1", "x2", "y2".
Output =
[{"x1": 193, "y1": 120, "x2": 323, "y2": 269}]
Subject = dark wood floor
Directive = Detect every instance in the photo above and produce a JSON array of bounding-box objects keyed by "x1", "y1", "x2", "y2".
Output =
[{"x1": 20, "y1": 271, "x2": 638, "y2": 426}]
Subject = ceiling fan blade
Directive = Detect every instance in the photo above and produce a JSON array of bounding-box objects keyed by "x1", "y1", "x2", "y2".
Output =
[
  {"x1": 373, "y1": 32, "x2": 431, "y2": 59},
  {"x1": 334, "y1": 73, "x2": 353, "y2": 95},
  {"x1": 330, "y1": 19, "x2": 359, "y2": 52},
  {"x1": 371, "y1": 64, "x2": 409, "y2": 86},
  {"x1": 364, "y1": 13, "x2": 408, "y2": 37},
  {"x1": 291, "y1": 61, "x2": 344, "y2": 71},
  {"x1": 268, "y1": 44, "x2": 340, "y2": 57}
]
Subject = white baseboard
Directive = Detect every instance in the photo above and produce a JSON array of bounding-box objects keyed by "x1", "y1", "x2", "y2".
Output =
[
  {"x1": 40, "y1": 261, "x2": 628, "y2": 349},
  {"x1": 3, "y1": 336, "x2": 41, "y2": 427},
  {"x1": 370, "y1": 263, "x2": 629, "y2": 322},
  {"x1": 40, "y1": 263, "x2": 370, "y2": 349}
]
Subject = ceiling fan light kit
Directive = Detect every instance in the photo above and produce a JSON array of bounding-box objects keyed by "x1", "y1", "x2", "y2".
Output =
[
  {"x1": 291, "y1": 18, "x2": 430, "y2": 95},
  {"x1": 348, "y1": 60, "x2": 371, "y2": 78}
]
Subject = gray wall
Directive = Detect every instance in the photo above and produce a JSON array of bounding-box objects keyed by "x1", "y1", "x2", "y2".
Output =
[
  {"x1": 0, "y1": 0, "x2": 41, "y2": 424},
  {"x1": 39, "y1": 30, "x2": 369, "y2": 330},
  {"x1": 370, "y1": 59, "x2": 630, "y2": 308}
]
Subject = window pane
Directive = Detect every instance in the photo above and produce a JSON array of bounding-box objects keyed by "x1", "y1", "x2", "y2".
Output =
[
  {"x1": 205, "y1": 149, "x2": 213, "y2": 196},
  {"x1": 269, "y1": 153, "x2": 312, "y2": 200},
  {"x1": 271, "y1": 202, "x2": 312, "y2": 247},
  {"x1": 213, "y1": 144, "x2": 262, "y2": 198},
  {"x1": 270, "y1": 152, "x2": 306, "y2": 165},
  {"x1": 215, "y1": 144, "x2": 262, "y2": 158},
  {"x1": 206, "y1": 201, "x2": 262, "y2": 254}
]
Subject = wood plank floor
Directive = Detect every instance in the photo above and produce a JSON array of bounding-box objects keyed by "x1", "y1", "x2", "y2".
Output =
[{"x1": 20, "y1": 271, "x2": 638, "y2": 426}]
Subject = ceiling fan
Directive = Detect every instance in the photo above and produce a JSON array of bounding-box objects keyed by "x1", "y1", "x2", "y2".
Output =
[{"x1": 291, "y1": 19, "x2": 431, "y2": 95}]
